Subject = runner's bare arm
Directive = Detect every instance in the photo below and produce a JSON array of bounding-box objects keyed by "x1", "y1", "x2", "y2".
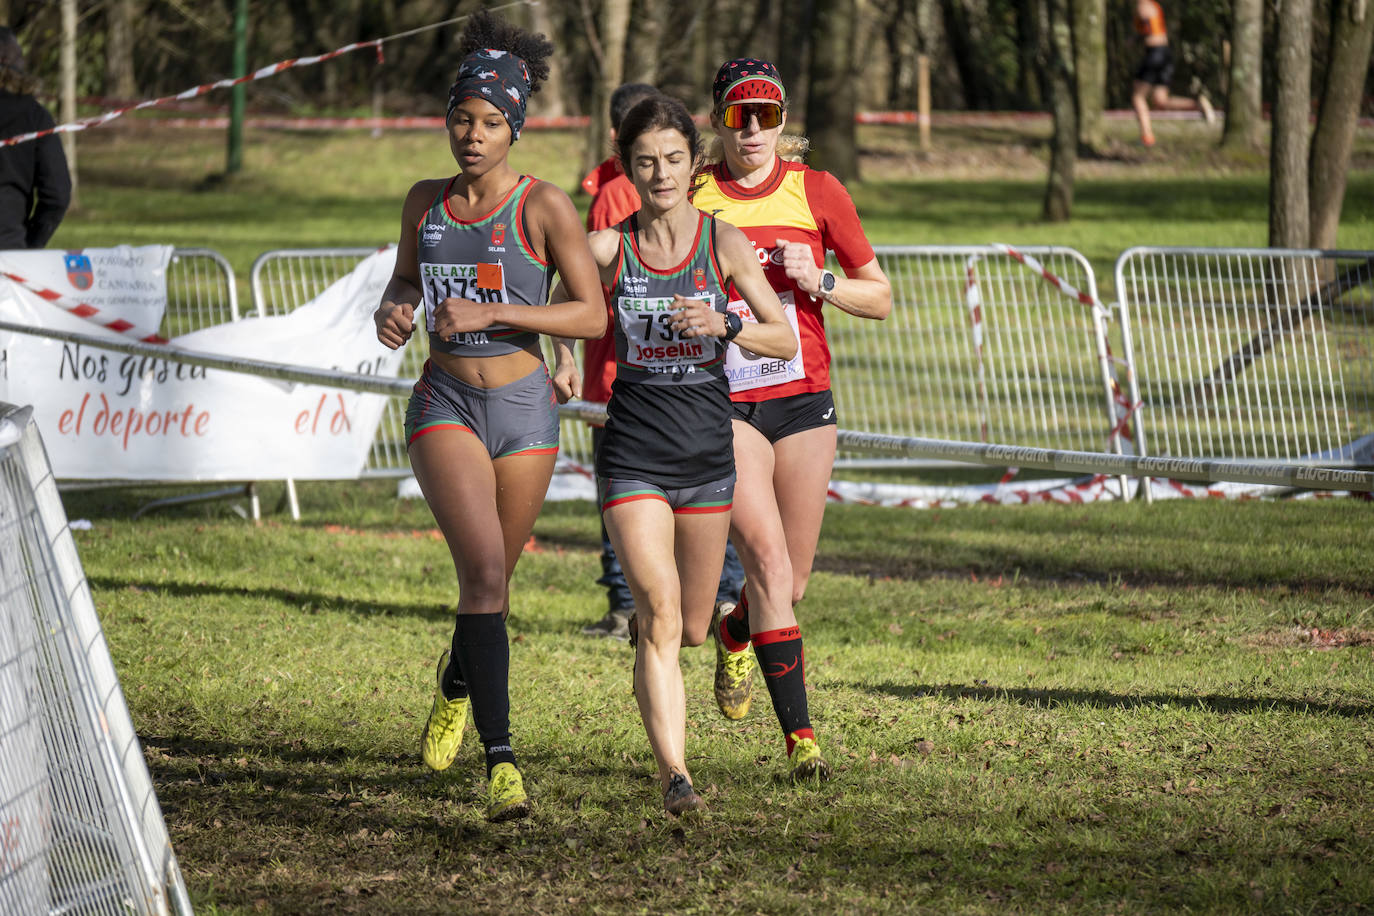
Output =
[
  {"x1": 550, "y1": 229, "x2": 620, "y2": 401},
  {"x1": 375, "y1": 180, "x2": 441, "y2": 349},
  {"x1": 672, "y1": 222, "x2": 796, "y2": 360},
  {"x1": 775, "y1": 241, "x2": 892, "y2": 320}
]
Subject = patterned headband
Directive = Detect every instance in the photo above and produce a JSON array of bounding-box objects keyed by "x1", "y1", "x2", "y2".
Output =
[{"x1": 447, "y1": 49, "x2": 531, "y2": 140}]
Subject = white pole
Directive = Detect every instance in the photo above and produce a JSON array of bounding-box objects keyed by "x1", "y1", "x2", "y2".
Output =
[{"x1": 61, "y1": 0, "x2": 78, "y2": 205}]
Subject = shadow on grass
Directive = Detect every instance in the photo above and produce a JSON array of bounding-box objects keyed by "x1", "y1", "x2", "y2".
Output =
[
  {"x1": 860, "y1": 681, "x2": 1374, "y2": 719},
  {"x1": 87, "y1": 575, "x2": 455, "y2": 621}
]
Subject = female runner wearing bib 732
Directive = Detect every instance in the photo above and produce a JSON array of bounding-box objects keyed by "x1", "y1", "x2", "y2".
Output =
[
  {"x1": 554, "y1": 94, "x2": 795, "y2": 815},
  {"x1": 373, "y1": 13, "x2": 604, "y2": 823}
]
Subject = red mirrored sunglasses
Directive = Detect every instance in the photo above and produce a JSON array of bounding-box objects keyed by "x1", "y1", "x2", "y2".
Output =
[{"x1": 720, "y1": 103, "x2": 783, "y2": 130}]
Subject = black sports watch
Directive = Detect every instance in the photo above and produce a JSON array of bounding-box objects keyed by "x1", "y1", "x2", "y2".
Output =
[
  {"x1": 818, "y1": 269, "x2": 837, "y2": 297},
  {"x1": 723, "y1": 311, "x2": 743, "y2": 341}
]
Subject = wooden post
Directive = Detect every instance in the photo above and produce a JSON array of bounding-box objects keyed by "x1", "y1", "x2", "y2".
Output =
[
  {"x1": 60, "y1": 0, "x2": 77, "y2": 205},
  {"x1": 917, "y1": 53, "x2": 931, "y2": 152}
]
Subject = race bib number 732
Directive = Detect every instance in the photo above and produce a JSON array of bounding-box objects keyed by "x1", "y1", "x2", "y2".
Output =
[{"x1": 617, "y1": 293, "x2": 716, "y2": 371}]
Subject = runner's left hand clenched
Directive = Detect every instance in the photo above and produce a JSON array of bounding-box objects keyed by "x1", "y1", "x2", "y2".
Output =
[
  {"x1": 432, "y1": 297, "x2": 495, "y2": 340},
  {"x1": 670, "y1": 294, "x2": 723, "y2": 338}
]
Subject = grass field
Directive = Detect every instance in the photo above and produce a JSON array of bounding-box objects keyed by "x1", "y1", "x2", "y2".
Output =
[
  {"x1": 36, "y1": 115, "x2": 1374, "y2": 913},
  {"x1": 64, "y1": 483, "x2": 1374, "y2": 914}
]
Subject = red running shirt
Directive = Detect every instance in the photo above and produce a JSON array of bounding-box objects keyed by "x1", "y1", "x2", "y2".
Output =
[
  {"x1": 581, "y1": 160, "x2": 643, "y2": 405},
  {"x1": 692, "y1": 156, "x2": 875, "y2": 403}
]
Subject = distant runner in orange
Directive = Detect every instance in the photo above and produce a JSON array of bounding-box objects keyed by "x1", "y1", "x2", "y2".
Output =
[{"x1": 1131, "y1": 0, "x2": 1215, "y2": 147}]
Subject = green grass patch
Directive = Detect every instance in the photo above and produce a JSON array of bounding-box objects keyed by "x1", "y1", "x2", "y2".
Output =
[{"x1": 63, "y1": 483, "x2": 1374, "y2": 914}]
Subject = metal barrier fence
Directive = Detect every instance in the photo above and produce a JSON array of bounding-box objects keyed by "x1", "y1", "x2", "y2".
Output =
[
  {"x1": 0, "y1": 404, "x2": 191, "y2": 915},
  {"x1": 247, "y1": 247, "x2": 599, "y2": 475},
  {"x1": 1115, "y1": 247, "x2": 1374, "y2": 495},
  {"x1": 161, "y1": 247, "x2": 244, "y2": 336},
  {"x1": 251, "y1": 247, "x2": 417, "y2": 476},
  {"x1": 829, "y1": 245, "x2": 1122, "y2": 465},
  {"x1": 246, "y1": 245, "x2": 1123, "y2": 475}
]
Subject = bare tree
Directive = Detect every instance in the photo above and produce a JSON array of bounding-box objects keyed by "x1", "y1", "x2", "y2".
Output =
[
  {"x1": 1220, "y1": 0, "x2": 1264, "y2": 150},
  {"x1": 805, "y1": 0, "x2": 860, "y2": 182},
  {"x1": 1039, "y1": 0, "x2": 1075, "y2": 221},
  {"x1": 104, "y1": 0, "x2": 139, "y2": 99},
  {"x1": 1308, "y1": 0, "x2": 1374, "y2": 248},
  {"x1": 1268, "y1": 0, "x2": 1311, "y2": 248},
  {"x1": 1072, "y1": 0, "x2": 1106, "y2": 153},
  {"x1": 580, "y1": 0, "x2": 632, "y2": 177}
]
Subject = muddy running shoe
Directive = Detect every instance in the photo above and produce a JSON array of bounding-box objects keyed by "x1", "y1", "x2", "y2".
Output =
[
  {"x1": 788, "y1": 734, "x2": 832, "y2": 784},
  {"x1": 486, "y1": 762, "x2": 531, "y2": 822},
  {"x1": 581, "y1": 606, "x2": 634, "y2": 640},
  {"x1": 663, "y1": 772, "x2": 705, "y2": 816},
  {"x1": 420, "y1": 651, "x2": 468, "y2": 772},
  {"x1": 711, "y1": 604, "x2": 754, "y2": 720}
]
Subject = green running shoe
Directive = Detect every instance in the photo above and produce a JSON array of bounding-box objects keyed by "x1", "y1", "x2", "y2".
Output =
[
  {"x1": 420, "y1": 651, "x2": 468, "y2": 772},
  {"x1": 486, "y1": 762, "x2": 531, "y2": 822},
  {"x1": 712, "y1": 603, "x2": 754, "y2": 720},
  {"x1": 788, "y1": 734, "x2": 832, "y2": 784}
]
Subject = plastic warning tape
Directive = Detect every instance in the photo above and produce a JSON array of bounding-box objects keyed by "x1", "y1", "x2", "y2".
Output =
[
  {"x1": 0, "y1": 1, "x2": 536, "y2": 149},
  {"x1": 0, "y1": 269, "x2": 168, "y2": 344}
]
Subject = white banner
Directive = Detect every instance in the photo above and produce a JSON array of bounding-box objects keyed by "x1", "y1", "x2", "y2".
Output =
[
  {"x1": 1, "y1": 244, "x2": 172, "y2": 339},
  {"x1": 0, "y1": 247, "x2": 403, "y2": 480}
]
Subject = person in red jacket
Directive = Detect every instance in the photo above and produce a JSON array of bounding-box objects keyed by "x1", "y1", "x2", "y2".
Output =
[
  {"x1": 575, "y1": 82, "x2": 744, "y2": 640},
  {"x1": 1130, "y1": 0, "x2": 1214, "y2": 147}
]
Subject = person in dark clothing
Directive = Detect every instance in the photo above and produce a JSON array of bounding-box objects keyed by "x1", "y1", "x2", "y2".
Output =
[{"x1": 0, "y1": 26, "x2": 71, "y2": 249}]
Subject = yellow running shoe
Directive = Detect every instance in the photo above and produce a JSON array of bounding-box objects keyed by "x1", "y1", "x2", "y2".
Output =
[
  {"x1": 712, "y1": 603, "x2": 754, "y2": 720},
  {"x1": 486, "y1": 762, "x2": 531, "y2": 822},
  {"x1": 788, "y1": 734, "x2": 832, "y2": 784},
  {"x1": 420, "y1": 651, "x2": 468, "y2": 772}
]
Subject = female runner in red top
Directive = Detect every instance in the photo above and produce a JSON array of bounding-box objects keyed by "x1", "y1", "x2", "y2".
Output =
[{"x1": 693, "y1": 58, "x2": 892, "y2": 782}]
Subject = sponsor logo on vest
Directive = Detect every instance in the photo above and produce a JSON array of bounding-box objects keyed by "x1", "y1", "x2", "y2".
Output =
[
  {"x1": 621, "y1": 275, "x2": 649, "y2": 296},
  {"x1": 422, "y1": 223, "x2": 444, "y2": 245}
]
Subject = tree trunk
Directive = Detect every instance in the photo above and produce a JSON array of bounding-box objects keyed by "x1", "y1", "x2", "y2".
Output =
[
  {"x1": 778, "y1": 0, "x2": 814, "y2": 115},
  {"x1": 1307, "y1": 0, "x2": 1374, "y2": 248},
  {"x1": 1268, "y1": 0, "x2": 1312, "y2": 248},
  {"x1": 527, "y1": 1, "x2": 567, "y2": 118},
  {"x1": 1071, "y1": 0, "x2": 1106, "y2": 153},
  {"x1": 1040, "y1": 0, "x2": 1076, "y2": 221},
  {"x1": 1221, "y1": 0, "x2": 1264, "y2": 150},
  {"x1": 623, "y1": 0, "x2": 664, "y2": 85},
  {"x1": 1015, "y1": 0, "x2": 1041, "y2": 108},
  {"x1": 104, "y1": 0, "x2": 138, "y2": 99},
  {"x1": 805, "y1": 0, "x2": 860, "y2": 181},
  {"x1": 581, "y1": 0, "x2": 632, "y2": 177}
]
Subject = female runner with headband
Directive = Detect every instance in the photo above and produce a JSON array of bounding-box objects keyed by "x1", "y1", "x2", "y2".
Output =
[
  {"x1": 694, "y1": 58, "x2": 893, "y2": 783},
  {"x1": 373, "y1": 12, "x2": 604, "y2": 823}
]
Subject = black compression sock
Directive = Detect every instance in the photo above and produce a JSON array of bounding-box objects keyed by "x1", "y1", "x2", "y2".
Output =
[{"x1": 452, "y1": 612, "x2": 515, "y2": 775}]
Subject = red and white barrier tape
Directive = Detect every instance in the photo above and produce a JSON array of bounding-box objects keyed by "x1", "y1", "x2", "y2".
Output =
[
  {"x1": 0, "y1": 268, "x2": 167, "y2": 344},
  {"x1": 0, "y1": 1, "x2": 534, "y2": 150}
]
